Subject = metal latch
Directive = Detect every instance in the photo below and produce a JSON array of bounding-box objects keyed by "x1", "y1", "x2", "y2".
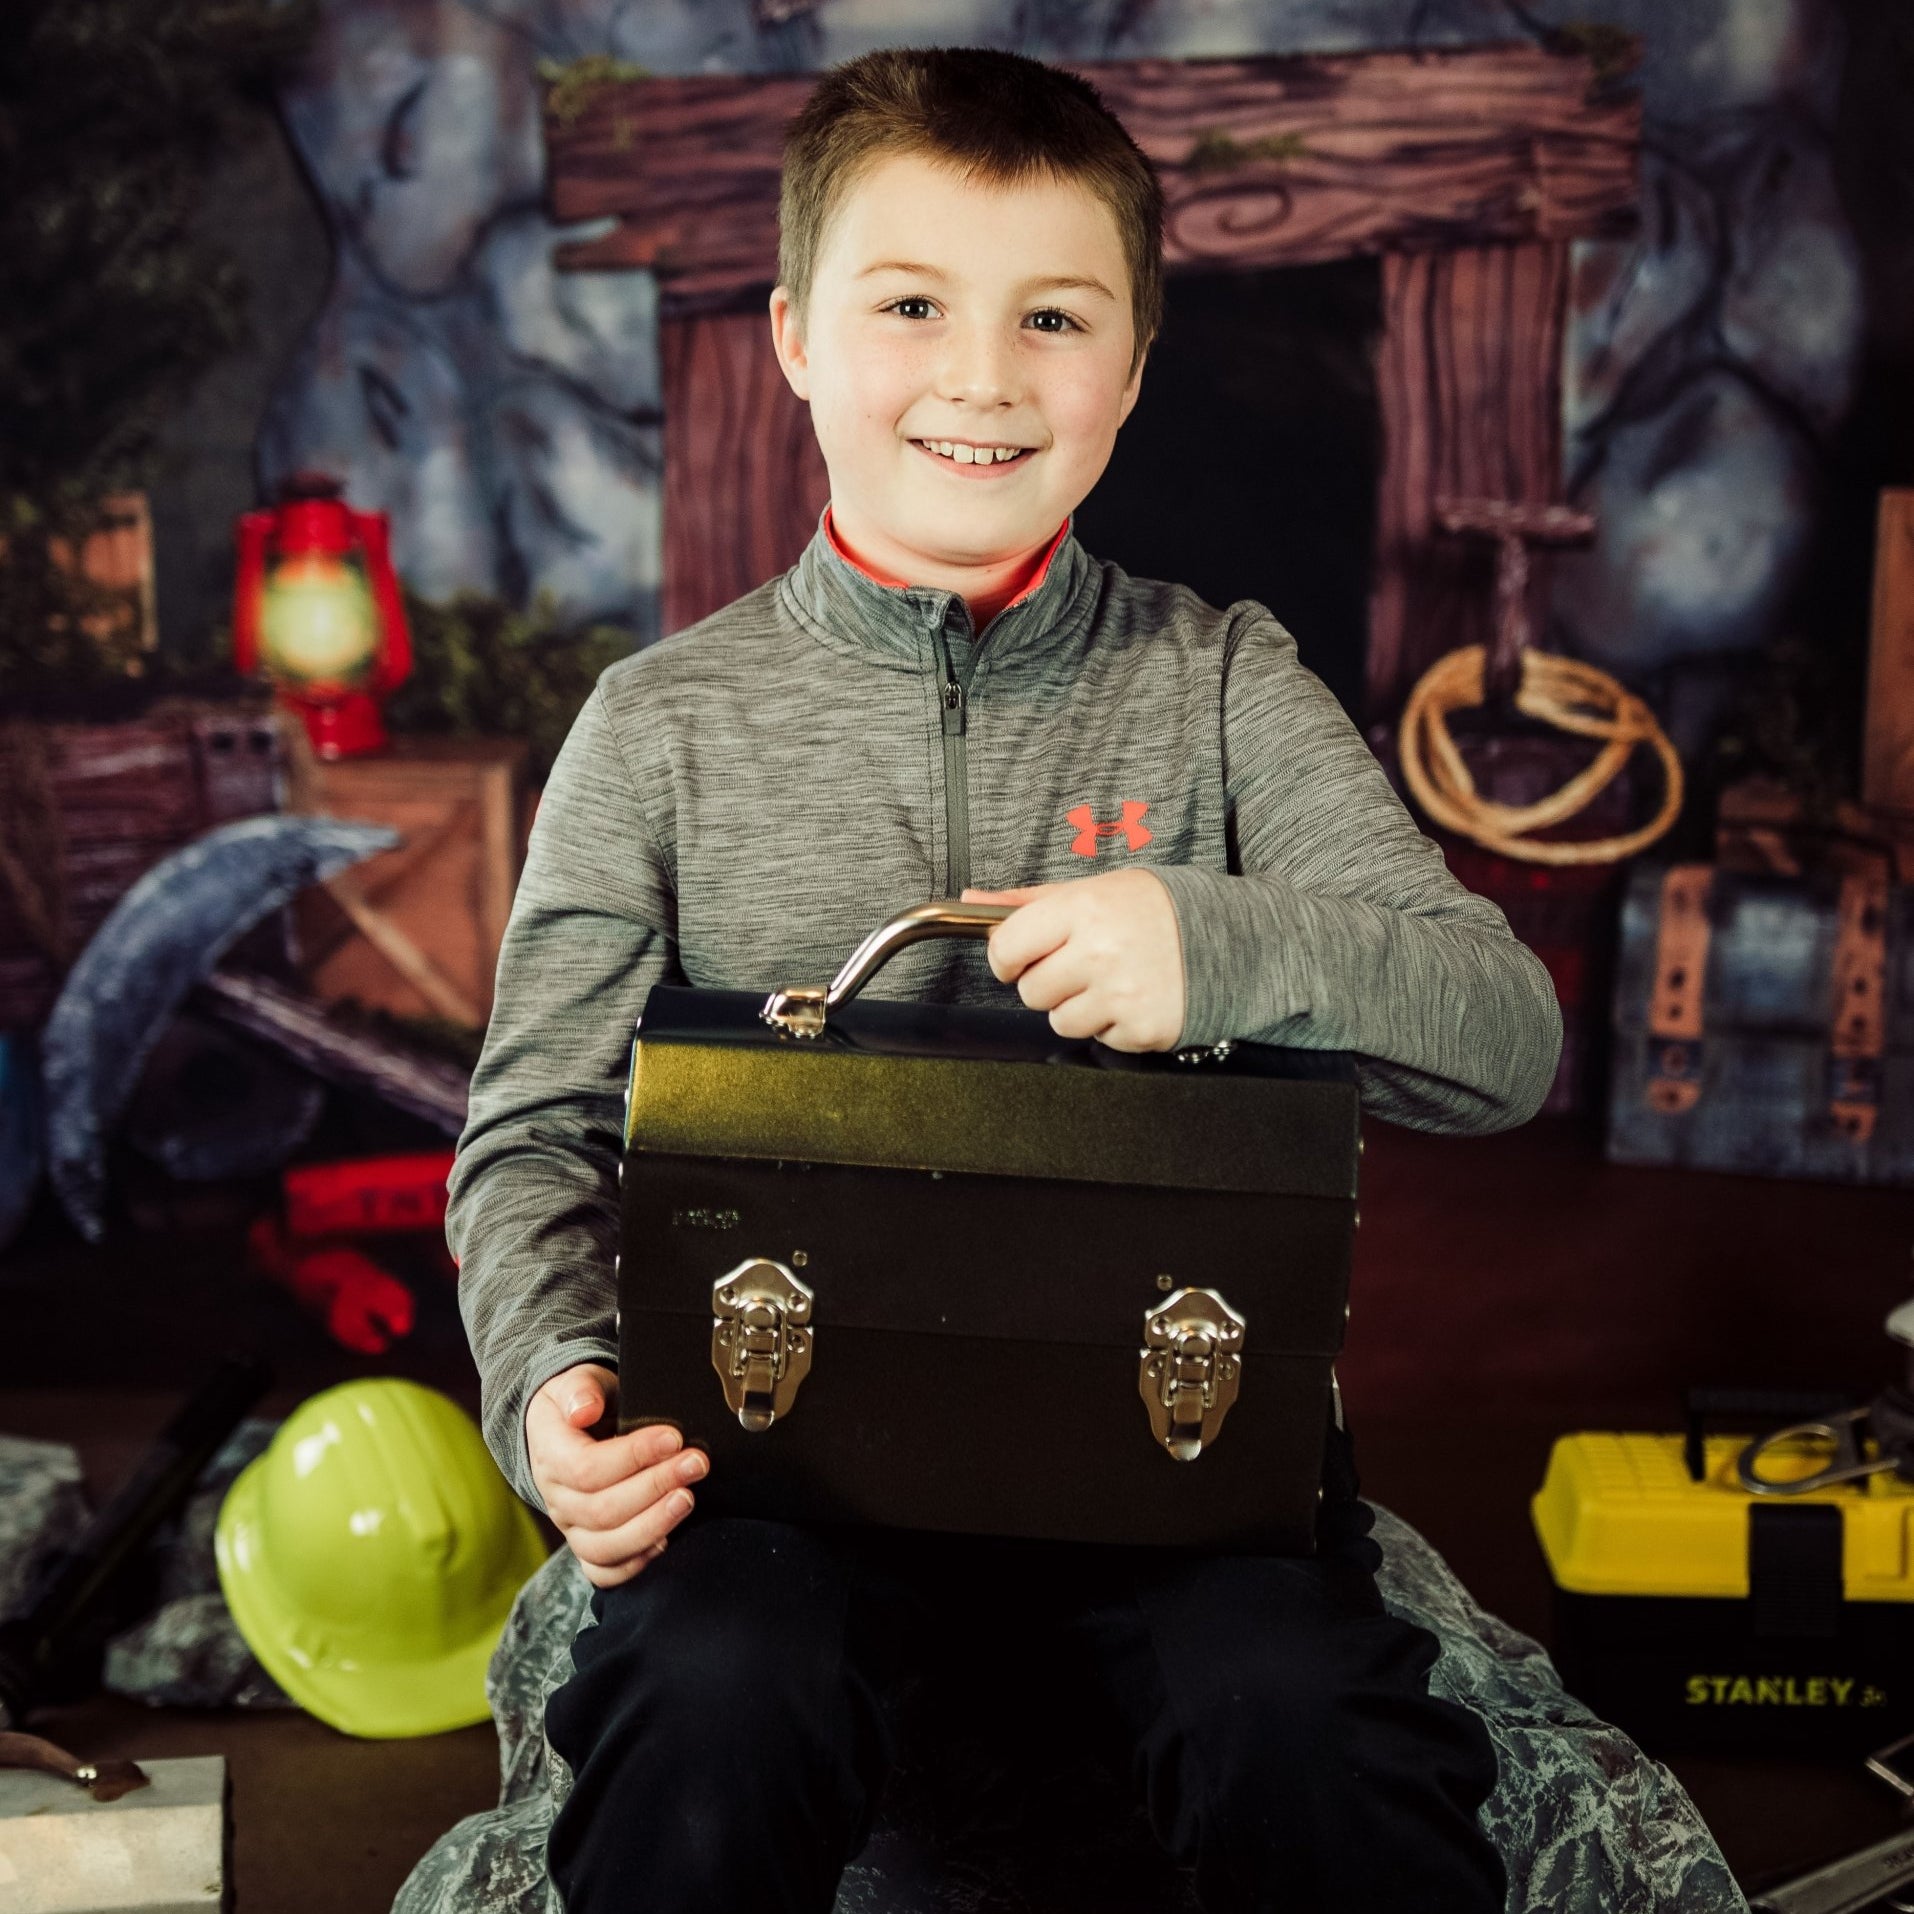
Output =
[
  {"x1": 1139, "y1": 1287, "x2": 1246, "y2": 1460},
  {"x1": 711, "y1": 1259, "x2": 815, "y2": 1431}
]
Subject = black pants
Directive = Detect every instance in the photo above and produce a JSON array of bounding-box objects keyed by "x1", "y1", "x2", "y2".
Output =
[{"x1": 544, "y1": 1425, "x2": 1504, "y2": 1913}]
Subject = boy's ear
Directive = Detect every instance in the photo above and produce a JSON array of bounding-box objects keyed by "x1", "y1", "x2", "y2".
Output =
[
  {"x1": 1116, "y1": 341, "x2": 1149, "y2": 429},
  {"x1": 768, "y1": 285, "x2": 811, "y2": 402}
]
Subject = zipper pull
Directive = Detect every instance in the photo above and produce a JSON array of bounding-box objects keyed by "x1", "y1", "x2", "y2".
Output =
[{"x1": 941, "y1": 678, "x2": 966, "y2": 735}]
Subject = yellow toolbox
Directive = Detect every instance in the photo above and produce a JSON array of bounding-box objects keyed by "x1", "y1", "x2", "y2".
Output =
[{"x1": 1533, "y1": 1429, "x2": 1914, "y2": 1755}]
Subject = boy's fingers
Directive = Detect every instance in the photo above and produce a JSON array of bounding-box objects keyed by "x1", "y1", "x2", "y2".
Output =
[
  {"x1": 567, "y1": 1486, "x2": 697, "y2": 1568},
  {"x1": 1045, "y1": 989, "x2": 1116, "y2": 1043},
  {"x1": 961, "y1": 885, "x2": 1055, "y2": 906},
  {"x1": 577, "y1": 1536, "x2": 668, "y2": 1590},
  {"x1": 533, "y1": 1363, "x2": 615, "y2": 1425},
  {"x1": 562, "y1": 1446, "x2": 709, "y2": 1535},
  {"x1": 574, "y1": 1422, "x2": 685, "y2": 1494},
  {"x1": 1012, "y1": 945, "x2": 1093, "y2": 1015},
  {"x1": 547, "y1": 1418, "x2": 683, "y2": 1496},
  {"x1": 984, "y1": 890, "x2": 1074, "y2": 982},
  {"x1": 563, "y1": 1365, "x2": 617, "y2": 1423},
  {"x1": 597, "y1": 1542, "x2": 669, "y2": 1589},
  {"x1": 540, "y1": 1429, "x2": 680, "y2": 1528}
]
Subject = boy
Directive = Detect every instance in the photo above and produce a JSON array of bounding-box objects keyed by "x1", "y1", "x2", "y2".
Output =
[{"x1": 448, "y1": 44, "x2": 1561, "y2": 1914}]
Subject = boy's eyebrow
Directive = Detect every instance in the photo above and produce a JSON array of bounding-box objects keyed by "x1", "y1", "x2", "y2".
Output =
[
  {"x1": 857, "y1": 260, "x2": 1118, "y2": 301},
  {"x1": 1024, "y1": 273, "x2": 1118, "y2": 300}
]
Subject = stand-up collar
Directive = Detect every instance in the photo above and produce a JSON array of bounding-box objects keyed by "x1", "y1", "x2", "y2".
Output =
[{"x1": 780, "y1": 504, "x2": 1098, "y2": 673}]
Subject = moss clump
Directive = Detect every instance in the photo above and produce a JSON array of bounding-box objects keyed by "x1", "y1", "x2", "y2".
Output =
[
  {"x1": 383, "y1": 593, "x2": 636, "y2": 783},
  {"x1": 538, "y1": 54, "x2": 651, "y2": 128},
  {"x1": 1711, "y1": 628, "x2": 1858, "y2": 826},
  {"x1": 1185, "y1": 128, "x2": 1309, "y2": 173},
  {"x1": 1545, "y1": 23, "x2": 1641, "y2": 84}
]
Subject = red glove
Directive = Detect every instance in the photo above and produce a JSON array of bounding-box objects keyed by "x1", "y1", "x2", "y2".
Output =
[
  {"x1": 246, "y1": 1216, "x2": 416, "y2": 1354},
  {"x1": 288, "y1": 1246, "x2": 416, "y2": 1355}
]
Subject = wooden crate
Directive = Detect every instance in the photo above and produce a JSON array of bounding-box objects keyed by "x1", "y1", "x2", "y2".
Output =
[
  {"x1": 0, "y1": 695, "x2": 282, "y2": 1030},
  {"x1": 292, "y1": 737, "x2": 529, "y2": 1029}
]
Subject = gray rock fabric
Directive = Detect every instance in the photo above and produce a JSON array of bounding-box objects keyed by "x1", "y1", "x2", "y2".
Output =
[
  {"x1": 391, "y1": 1509, "x2": 1749, "y2": 1914},
  {"x1": 0, "y1": 1435, "x2": 87, "y2": 1619},
  {"x1": 101, "y1": 1419, "x2": 293, "y2": 1712},
  {"x1": 0, "y1": 1422, "x2": 290, "y2": 1714},
  {"x1": 103, "y1": 1590, "x2": 291, "y2": 1712},
  {"x1": 1366, "y1": 1507, "x2": 1747, "y2": 1914}
]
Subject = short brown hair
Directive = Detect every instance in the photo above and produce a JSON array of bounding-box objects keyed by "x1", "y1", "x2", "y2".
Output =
[{"x1": 778, "y1": 47, "x2": 1165, "y2": 368}]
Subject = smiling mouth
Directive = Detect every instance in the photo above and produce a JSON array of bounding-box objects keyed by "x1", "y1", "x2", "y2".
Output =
[{"x1": 911, "y1": 439, "x2": 1034, "y2": 467}]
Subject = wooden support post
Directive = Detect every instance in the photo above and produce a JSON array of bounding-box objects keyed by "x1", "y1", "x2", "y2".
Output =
[
  {"x1": 661, "y1": 309, "x2": 829, "y2": 636},
  {"x1": 1866, "y1": 488, "x2": 1914, "y2": 815},
  {"x1": 1433, "y1": 497, "x2": 1597, "y2": 700},
  {"x1": 1368, "y1": 242, "x2": 1573, "y2": 717}
]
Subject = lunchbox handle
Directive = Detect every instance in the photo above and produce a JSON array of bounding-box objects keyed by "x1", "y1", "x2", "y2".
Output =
[{"x1": 761, "y1": 899, "x2": 1012, "y2": 1038}]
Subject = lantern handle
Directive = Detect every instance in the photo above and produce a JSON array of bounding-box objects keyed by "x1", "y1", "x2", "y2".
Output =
[{"x1": 350, "y1": 510, "x2": 412, "y2": 689}]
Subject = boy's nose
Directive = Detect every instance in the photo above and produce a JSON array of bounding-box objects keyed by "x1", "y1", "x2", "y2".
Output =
[{"x1": 934, "y1": 323, "x2": 1022, "y2": 409}]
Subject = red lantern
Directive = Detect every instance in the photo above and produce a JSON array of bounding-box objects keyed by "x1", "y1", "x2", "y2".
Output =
[{"x1": 233, "y1": 473, "x2": 412, "y2": 759}]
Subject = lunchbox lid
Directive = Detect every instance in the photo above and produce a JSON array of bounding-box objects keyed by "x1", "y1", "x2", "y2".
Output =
[{"x1": 624, "y1": 985, "x2": 1360, "y2": 1201}]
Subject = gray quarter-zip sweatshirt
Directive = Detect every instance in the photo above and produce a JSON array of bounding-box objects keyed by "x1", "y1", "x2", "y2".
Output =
[{"x1": 448, "y1": 511, "x2": 1563, "y2": 1511}]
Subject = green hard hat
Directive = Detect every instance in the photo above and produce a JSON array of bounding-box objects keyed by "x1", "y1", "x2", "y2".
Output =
[{"x1": 215, "y1": 1378, "x2": 548, "y2": 1739}]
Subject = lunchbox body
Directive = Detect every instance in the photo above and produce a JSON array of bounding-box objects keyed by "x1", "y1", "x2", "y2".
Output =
[{"x1": 618, "y1": 985, "x2": 1359, "y2": 1553}]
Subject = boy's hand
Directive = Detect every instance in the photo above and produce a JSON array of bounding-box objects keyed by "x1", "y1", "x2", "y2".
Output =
[
  {"x1": 962, "y1": 868, "x2": 1185, "y2": 1052},
  {"x1": 525, "y1": 1362, "x2": 706, "y2": 1588}
]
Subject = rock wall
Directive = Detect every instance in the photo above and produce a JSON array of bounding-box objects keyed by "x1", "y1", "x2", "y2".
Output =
[{"x1": 262, "y1": 0, "x2": 1862, "y2": 706}]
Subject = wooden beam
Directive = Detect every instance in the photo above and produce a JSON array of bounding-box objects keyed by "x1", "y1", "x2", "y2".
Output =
[
  {"x1": 546, "y1": 43, "x2": 1638, "y2": 304},
  {"x1": 195, "y1": 969, "x2": 470, "y2": 1135},
  {"x1": 1366, "y1": 240, "x2": 1571, "y2": 717}
]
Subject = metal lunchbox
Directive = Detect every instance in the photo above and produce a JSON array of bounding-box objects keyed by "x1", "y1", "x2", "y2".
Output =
[{"x1": 616, "y1": 901, "x2": 1361, "y2": 1553}]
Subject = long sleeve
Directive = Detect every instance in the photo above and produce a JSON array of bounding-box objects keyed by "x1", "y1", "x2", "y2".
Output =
[
  {"x1": 446, "y1": 686, "x2": 680, "y2": 1510},
  {"x1": 1151, "y1": 606, "x2": 1562, "y2": 1134}
]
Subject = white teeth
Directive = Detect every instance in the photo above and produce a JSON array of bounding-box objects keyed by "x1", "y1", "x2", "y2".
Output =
[{"x1": 917, "y1": 439, "x2": 1027, "y2": 464}]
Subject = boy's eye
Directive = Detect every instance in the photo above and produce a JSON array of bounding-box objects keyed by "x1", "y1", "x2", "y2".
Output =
[
  {"x1": 1026, "y1": 308, "x2": 1081, "y2": 334},
  {"x1": 884, "y1": 297, "x2": 938, "y2": 320}
]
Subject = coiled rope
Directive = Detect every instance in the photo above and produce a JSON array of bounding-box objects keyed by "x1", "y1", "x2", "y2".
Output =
[{"x1": 1398, "y1": 644, "x2": 1684, "y2": 867}]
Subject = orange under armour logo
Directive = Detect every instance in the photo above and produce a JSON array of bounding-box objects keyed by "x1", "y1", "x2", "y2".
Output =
[{"x1": 1068, "y1": 801, "x2": 1153, "y2": 857}]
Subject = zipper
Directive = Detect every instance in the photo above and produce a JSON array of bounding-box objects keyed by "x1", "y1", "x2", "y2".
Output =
[{"x1": 934, "y1": 629, "x2": 971, "y2": 896}]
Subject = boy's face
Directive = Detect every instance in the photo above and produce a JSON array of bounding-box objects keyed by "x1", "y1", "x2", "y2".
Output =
[{"x1": 770, "y1": 151, "x2": 1146, "y2": 583}]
